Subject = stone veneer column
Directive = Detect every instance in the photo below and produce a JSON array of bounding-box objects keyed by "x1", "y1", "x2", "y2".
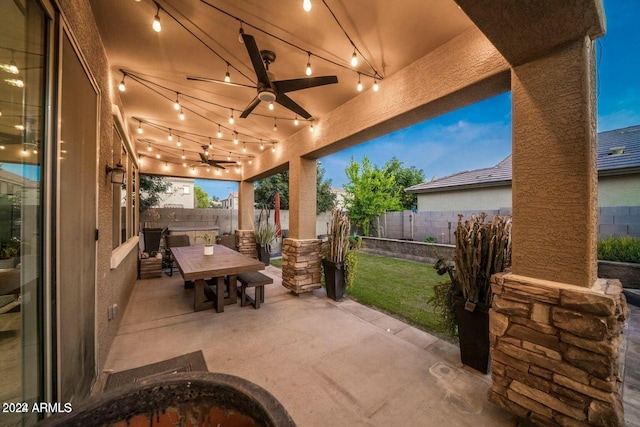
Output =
[
  {"x1": 235, "y1": 230, "x2": 257, "y2": 258},
  {"x1": 281, "y1": 238, "x2": 322, "y2": 294},
  {"x1": 489, "y1": 273, "x2": 626, "y2": 427}
]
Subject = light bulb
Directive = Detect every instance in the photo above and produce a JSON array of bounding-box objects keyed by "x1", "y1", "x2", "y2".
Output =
[
  {"x1": 207, "y1": 167, "x2": 211, "y2": 172},
  {"x1": 269, "y1": 102, "x2": 274, "y2": 111},
  {"x1": 303, "y1": 0, "x2": 312, "y2": 12},
  {"x1": 118, "y1": 79, "x2": 126, "y2": 92},
  {"x1": 177, "y1": 137, "x2": 181, "y2": 147},
  {"x1": 309, "y1": 123, "x2": 314, "y2": 133},
  {"x1": 217, "y1": 126, "x2": 222, "y2": 138},
  {"x1": 164, "y1": 162, "x2": 168, "y2": 170},
  {"x1": 224, "y1": 70, "x2": 231, "y2": 83},
  {"x1": 357, "y1": 74, "x2": 363, "y2": 92},
  {"x1": 137, "y1": 122, "x2": 143, "y2": 134},
  {"x1": 373, "y1": 80, "x2": 379, "y2": 92},
  {"x1": 248, "y1": 159, "x2": 252, "y2": 165},
  {"x1": 271, "y1": 143, "x2": 276, "y2": 153},
  {"x1": 181, "y1": 150, "x2": 185, "y2": 160},
  {"x1": 147, "y1": 144, "x2": 152, "y2": 151},
  {"x1": 21, "y1": 148, "x2": 28, "y2": 156},
  {"x1": 229, "y1": 111, "x2": 234, "y2": 125},
  {"x1": 294, "y1": 116, "x2": 299, "y2": 126},
  {"x1": 183, "y1": 163, "x2": 187, "y2": 167},
  {"x1": 351, "y1": 51, "x2": 358, "y2": 67},
  {"x1": 226, "y1": 169, "x2": 229, "y2": 174},
  {"x1": 156, "y1": 153, "x2": 160, "y2": 159},
  {"x1": 273, "y1": 121, "x2": 278, "y2": 132},
  {"x1": 233, "y1": 133, "x2": 239, "y2": 144},
  {"x1": 242, "y1": 143, "x2": 246, "y2": 153},
  {"x1": 179, "y1": 109, "x2": 185, "y2": 120},
  {"x1": 173, "y1": 99, "x2": 180, "y2": 110},
  {"x1": 227, "y1": 153, "x2": 231, "y2": 161},
  {"x1": 168, "y1": 131, "x2": 173, "y2": 141},
  {"x1": 306, "y1": 61, "x2": 312, "y2": 76},
  {"x1": 260, "y1": 141, "x2": 264, "y2": 150},
  {"x1": 0, "y1": 146, "x2": 4, "y2": 150},
  {"x1": 152, "y1": 8, "x2": 161, "y2": 32}
]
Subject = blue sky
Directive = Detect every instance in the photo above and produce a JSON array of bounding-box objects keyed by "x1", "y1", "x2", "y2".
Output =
[{"x1": 195, "y1": 0, "x2": 639, "y2": 198}]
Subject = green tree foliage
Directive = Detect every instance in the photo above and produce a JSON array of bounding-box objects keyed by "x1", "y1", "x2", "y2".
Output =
[
  {"x1": 254, "y1": 164, "x2": 336, "y2": 214},
  {"x1": 383, "y1": 157, "x2": 425, "y2": 210},
  {"x1": 343, "y1": 156, "x2": 401, "y2": 236},
  {"x1": 139, "y1": 174, "x2": 170, "y2": 212},
  {"x1": 194, "y1": 186, "x2": 210, "y2": 208}
]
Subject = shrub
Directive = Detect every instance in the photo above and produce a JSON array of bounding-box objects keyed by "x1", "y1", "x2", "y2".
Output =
[
  {"x1": 423, "y1": 236, "x2": 437, "y2": 243},
  {"x1": 597, "y1": 236, "x2": 640, "y2": 264}
]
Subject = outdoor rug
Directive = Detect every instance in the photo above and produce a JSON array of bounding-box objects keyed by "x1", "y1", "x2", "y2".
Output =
[{"x1": 104, "y1": 350, "x2": 208, "y2": 391}]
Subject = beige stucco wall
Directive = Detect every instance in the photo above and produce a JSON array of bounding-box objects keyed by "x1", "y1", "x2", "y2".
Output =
[
  {"x1": 598, "y1": 174, "x2": 640, "y2": 206},
  {"x1": 417, "y1": 186, "x2": 512, "y2": 212},
  {"x1": 59, "y1": 0, "x2": 139, "y2": 373}
]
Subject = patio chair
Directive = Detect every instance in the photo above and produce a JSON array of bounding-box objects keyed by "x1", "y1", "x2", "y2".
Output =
[{"x1": 164, "y1": 234, "x2": 190, "y2": 277}]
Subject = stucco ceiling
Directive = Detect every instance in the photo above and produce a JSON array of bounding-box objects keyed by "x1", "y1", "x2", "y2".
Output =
[{"x1": 89, "y1": 0, "x2": 474, "y2": 176}]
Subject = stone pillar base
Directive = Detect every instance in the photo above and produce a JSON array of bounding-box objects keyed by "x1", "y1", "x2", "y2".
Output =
[
  {"x1": 282, "y1": 238, "x2": 322, "y2": 294},
  {"x1": 236, "y1": 230, "x2": 257, "y2": 259},
  {"x1": 489, "y1": 273, "x2": 627, "y2": 427}
]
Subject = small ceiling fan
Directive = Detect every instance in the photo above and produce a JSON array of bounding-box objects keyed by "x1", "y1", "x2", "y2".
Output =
[
  {"x1": 188, "y1": 33, "x2": 338, "y2": 119},
  {"x1": 198, "y1": 148, "x2": 236, "y2": 169}
]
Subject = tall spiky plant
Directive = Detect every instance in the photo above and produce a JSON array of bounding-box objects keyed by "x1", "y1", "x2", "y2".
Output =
[
  {"x1": 326, "y1": 207, "x2": 351, "y2": 263},
  {"x1": 453, "y1": 212, "x2": 512, "y2": 304}
]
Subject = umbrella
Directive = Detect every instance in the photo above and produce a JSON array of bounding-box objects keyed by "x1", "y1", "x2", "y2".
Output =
[{"x1": 274, "y1": 191, "x2": 282, "y2": 237}]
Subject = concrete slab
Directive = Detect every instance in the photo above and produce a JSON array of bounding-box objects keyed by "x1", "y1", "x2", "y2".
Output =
[{"x1": 101, "y1": 271, "x2": 519, "y2": 426}]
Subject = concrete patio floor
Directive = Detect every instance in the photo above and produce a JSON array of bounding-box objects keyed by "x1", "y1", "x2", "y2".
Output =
[
  {"x1": 99, "y1": 265, "x2": 515, "y2": 426},
  {"x1": 98, "y1": 266, "x2": 638, "y2": 426}
]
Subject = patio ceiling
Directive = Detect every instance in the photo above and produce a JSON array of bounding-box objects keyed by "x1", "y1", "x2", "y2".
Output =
[{"x1": 89, "y1": 0, "x2": 474, "y2": 180}]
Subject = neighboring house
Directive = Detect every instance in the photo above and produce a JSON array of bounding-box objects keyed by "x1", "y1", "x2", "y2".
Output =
[
  {"x1": 406, "y1": 125, "x2": 640, "y2": 212},
  {"x1": 221, "y1": 192, "x2": 238, "y2": 209},
  {"x1": 331, "y1": 187, "x2": 347, "y2": 208},
  {"x1": 160, "y1": 177, "x2": 195, "y2": 209}
]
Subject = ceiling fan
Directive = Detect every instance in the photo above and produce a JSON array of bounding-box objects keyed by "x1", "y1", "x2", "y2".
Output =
[
  {"x1": 188, "y1": 33, "x2": 338, "y2": 119},
  {"x1": 198, "y1": 148, "x2": 236, "y2": 169}
]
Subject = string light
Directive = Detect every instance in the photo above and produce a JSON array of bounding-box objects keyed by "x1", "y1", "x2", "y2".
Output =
[
  {"x1": 168, "y1": 129, "x2": 173, "y2": 141},
  {"x1": 242, "y1": 143, "x2": 247, "y2": 153},
  {"x1": 309, "y1": 122, "x2": 315, "y2": 133},
  {"x1": 373, "y1": 79, "x2": 379, "y2": 92},
  {"x1": 118, "y1": 74, "x2": 126, "y2": 92},
  {"x1": 207, "y1": 167, "x2": 211, "y2": 172},
  {"x1": 164, "y1": 162, "x2": 168, "y2": 170},
  {"x1": 183, "y1": 162, "x2": 187, "y2": 167},
  {"x1": 177, "y1": 136, "x2": 182, "y2": 147},
  {"x1": 229, "y1": 110, "x2": 234, "y2": 125},
  {"x1": 147, "y1": 143, "x2": 152, "y2": 151},
  {"x1": 260, "y1": 140, "x2": 264, "y2": 150},
  {"x1": 227, "y1": 152, "x2": 231, "y2": 161},
  {"x1": 235, "y1": 167, "x2": 240, "y2": 173},
  {"x1": 152, "y1": 3, "x2": 162, "y2": 32},
  {"x1": 271, "y1": 142, "x2": 276, "y2": 153},
  {"x1": 269, "y1": 102, "x2": 274, "y2": 111},
  {"x1": 209, "y1": 138, "x2": 213, "y2": 149},
  {"x1": 217, "y1": 125, "x2": 222, "y2": 138},
  {"x1": 351, "y1": 50, "x2": 358, "y2": 67},
  {"x1": 156, "y1": 153, "x2": 161, "y2": 159},
  {"x1": 233, "y1": 132, "x2": 239, "y2": 144},
  {"x1": 303, "y1": 0, "x2": 312, "y2": 12},
  {"x1": 181, "y1": 150, "x2": 186, "y2": 160},
  {"x1": 224, "y1": 63, "x2": 231, "y2": 82},
  {"x1": 173, "y1": 93, "x2": 180, "y2": 111},
  {"x1": 137, "y1": 121, "x2": 143, "y2": 134},
  {"x1": 294, "y1": 116, "x2": 299, "y2": 126},
  {"x1": 179, "y1": 108, "x2": 185, "y2": 120},
  {"x1": 357, "y1": 73, "x2": 363, "y2": 92},
  {"x1": 21, "y1": 146, "x2": 28, "y2": 156},
  {"x1": 305, "y1": 52, "x2": 312, "y2": 76},
  {"x1": 226, "y1": 169, "x2": 230, "y2": 174},
  {"x1": 248, "y1": 159, "x2": 252, "y2": 165},
  {"x1": 273, "y1": 118, "x2": 277, "y2": 132}
]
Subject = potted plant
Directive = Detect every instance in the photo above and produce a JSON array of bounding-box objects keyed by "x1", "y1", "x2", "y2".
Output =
[
  {"x1": 0, "y1": 238, "x2": 20, "y2": 269},
  {"x1": 254, "y1": 220, "x2": 279, "y2": 266},
  {"x1": 430, "y1": 213, "x2": 512, "y2": 373},
  {"x1": 322, "y1": 207, "x2": 356, "y2": 301},
  {"x1": 195, "y1": 232, "x2": 215, "y2": 255}
]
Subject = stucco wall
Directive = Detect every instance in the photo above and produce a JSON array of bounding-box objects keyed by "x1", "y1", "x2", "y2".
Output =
[
  {"x1": 417, "y1": 186, "x2": 512, "y2": 212},
  {"x1": 598, "y1": 174, "x2": 640, "y2": 207},
  {"x1": 59, "y1": 0, "x2": 139, "y2": 373}
]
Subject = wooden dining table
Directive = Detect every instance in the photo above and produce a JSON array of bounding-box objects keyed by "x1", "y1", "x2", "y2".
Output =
[{"x1": 170, "y1": 244, "x2": 265, "y2": 313}]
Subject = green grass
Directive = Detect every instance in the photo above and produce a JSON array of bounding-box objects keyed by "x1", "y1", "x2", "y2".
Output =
[
  {"x1": 347, "y1": 253, "x2": 448, "y2": 337},
  {"x1": 270, "y1": 258, "x2": 283, "y2": 268}
]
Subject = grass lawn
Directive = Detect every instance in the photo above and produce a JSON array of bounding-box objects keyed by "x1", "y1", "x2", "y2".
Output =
[
  {"x1": 270, "y1": 258, "x2": 283, "y2": 269},
  {"x1": 347, "y1": 252, "x2": 449, "y2": 338}
]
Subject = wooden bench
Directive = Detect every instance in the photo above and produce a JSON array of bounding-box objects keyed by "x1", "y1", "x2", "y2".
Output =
[{"x1": 237, "y1": 271, "x2": 273, "y2": 309}]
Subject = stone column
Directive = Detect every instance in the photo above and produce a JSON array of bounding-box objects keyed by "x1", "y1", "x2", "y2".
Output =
[
  {"x1": 236, "y1": 230, "x2": 257, "y2": 259},
  {"x1": 488, "y1": 273, "x2": 626, "y2": 426},
  {"x1": 511, "y1": 37, "x2": 598, "y2": 288},
  {"x1": 237, "y1": 180, "x2": 255, "y2": 231},
  {"x1": 288, "y1": 157, "x2": 317, "y2": 240},
  {"x1": 281, "y1": 238, "x2": 322, "y2": 294}
]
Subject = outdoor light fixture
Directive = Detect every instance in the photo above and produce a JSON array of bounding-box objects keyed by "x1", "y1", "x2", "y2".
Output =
[
  {"x1": 269, "y1": 101, "x2": 274, "y2": 111},
  {"x1": 179, "y1": 108, "x2": 185, "y2": 120},
  {"x1": 305, "y1": 53, "x2": 312, "y2": 76},
  {"x1": 137, "y1": 121, "x2": 143, "y2": 134},
  {"x1": 242, "y1": 143, "x2": 246, "y2": 153},
  {"x1": 233, "y1": 132, "x2": 239, "y2": 144},
  {"x1": 106, "y1": 162, "x2": 126, "y2": 185},
  {"x1": 303, "y1": 0, "x2": 312, "y2": 12},
  {"x1": 168, "y1": 130, "x2": 173, "y2": 141},
  {"x1": 294, "y1": 116, "x2": 299, "y2": 126},
  {"x1": 357, "y1": 73, "x2": 363, "y2": 92},
  {"x1": 273, "y1": 119, "x2": 277, "y2": 132},
  {"x1": 229, "y1": 110, "x2": 234, "y2": 124},
  {"x1": 309, "y1": 122, "x2": 314, "y2": 133},
  {"x1": 177, "y1": 137, "x2": 181, "y2": 147},
  {"x1": 152, "y1": 3, "x2": 162, "y2": 32},
  {"x1": 260, "y1": 140, "x2": 264, "y2": 150},
  {"x1": 271, "y1": 143, "x2": 276, "y2": 153},
  {"x1": 351, "y1": 50, "x2": 358, "y2": 67},
  {"x1": 118, "y1": 74, "x2": 126, "y2": 91},
  {"x1": 173, "y1": 93, "x2": 180, "y2": 110},
  {"x1": 217, "y1": 125, "x2": 222, "y2": 138},
  {"x1": 224, "y1": 63, "x2": 231, "y2": 82},
  {"x1": 373, "y1": 79, "x2": 379, "y2": 92}
]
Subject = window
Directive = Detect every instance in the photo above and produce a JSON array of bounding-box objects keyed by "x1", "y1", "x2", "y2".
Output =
[
  {"x1": 111, "y1": 125, "x2": 138, "y2": 250},
  {"x1": 183, "y1": 185, "x2": 190, "y2": 195}
]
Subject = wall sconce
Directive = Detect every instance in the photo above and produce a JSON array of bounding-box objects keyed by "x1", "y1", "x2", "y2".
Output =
[{"x1": 106, "y1": 162, "x2": 126, "y2": 185}]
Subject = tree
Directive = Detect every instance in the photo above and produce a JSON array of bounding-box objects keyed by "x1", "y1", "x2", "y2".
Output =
[
  {"x1": 139, "y1": 174, "x2": 170, "y2": 212},
  {"x1": 194, "y1": 186, "x2": 210, "y2": 208},
  {"x1": 383, "y1": 157, "x2": 425, "y2": 210},
  {"x1": 343, "y1": 156, "x2": 401, "y2": 236},
  {"x1": 254, "y1": 164, "x2": 336, "y2": 214}
]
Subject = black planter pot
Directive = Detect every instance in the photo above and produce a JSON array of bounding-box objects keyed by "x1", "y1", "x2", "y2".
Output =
[
  {"x1": 322, "y1": 259, "x2": 345, "y2": 301},
  {"x1": 256, "y1": 245, "x2": 270, "y2": 266},
  {"x1": 453, "y1": 296, "x2": 491, "y2": 374}
]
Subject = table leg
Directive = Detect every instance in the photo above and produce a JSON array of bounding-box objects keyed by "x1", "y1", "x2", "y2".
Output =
[
  {"x1": 228, "y1": 275, "x2": 238, "y2": 304},
  {"x1": 194, "y1": 279, "x2": 214, "y2": 312},
  {"x1": 214, "y1": 276, "x2": 225, "y2": 313}
]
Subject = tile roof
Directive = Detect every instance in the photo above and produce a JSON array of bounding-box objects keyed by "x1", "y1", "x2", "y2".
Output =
[{"x1": 406, "y1": 125, "x2": 640, "y2": 193}]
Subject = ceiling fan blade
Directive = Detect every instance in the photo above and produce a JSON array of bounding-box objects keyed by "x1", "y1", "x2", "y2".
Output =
[
  {"x1": 199, "y1": 152, "x2": 208, "y2": 163},
  {"x1": 187, "y1": 75, "x2": 255, "y2": 89},
  {"x1": 276, "y1": 93, "x2": 311, "y2": 119},
  {"x1": 240, "y1": 96, "x2": 261, "y2": 118},
  {"x1": 273, "y1": 76, "x2": 338, "y2": 93},
  {"x1": 241, "y1": 33, "x2": 271, "y2": 87}
]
